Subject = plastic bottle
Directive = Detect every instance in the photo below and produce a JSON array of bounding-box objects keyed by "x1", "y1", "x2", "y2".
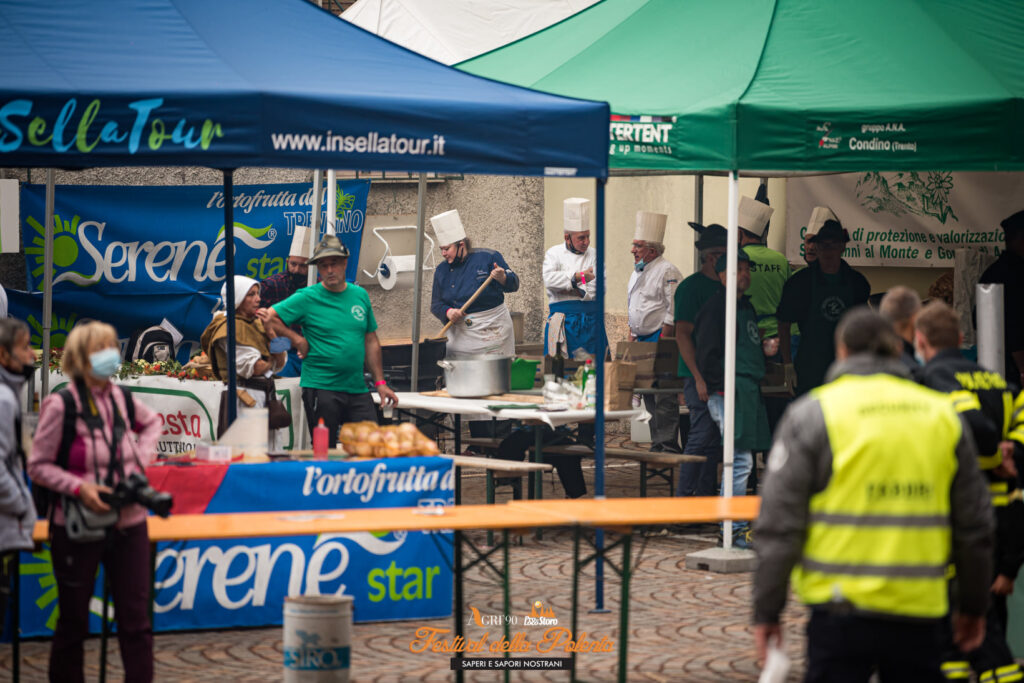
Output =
[
  {"x1": 583, "y1": 359, "x2": 597, "y2": 408},
  {"x1": 313, "y1": 418, "x2": 329, "y2": 460}
]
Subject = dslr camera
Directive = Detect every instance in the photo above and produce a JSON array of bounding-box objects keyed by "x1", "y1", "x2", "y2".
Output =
[{"x1": 100, "y1": 472, "x2": 173, "y2": 518}]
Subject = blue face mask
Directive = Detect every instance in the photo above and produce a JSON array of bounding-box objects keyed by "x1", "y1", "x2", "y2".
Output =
[
  {"x1": 88, "y1": 348, "x2": 122, "y2": 379},
  {"x1": 634, "y1": 261, "x2": 646, "y2": 273}
]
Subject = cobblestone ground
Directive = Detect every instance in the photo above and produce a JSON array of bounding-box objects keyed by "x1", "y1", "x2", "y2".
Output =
[{"x1": 1, "y1": 438, "x2": 809, "y2": 681}]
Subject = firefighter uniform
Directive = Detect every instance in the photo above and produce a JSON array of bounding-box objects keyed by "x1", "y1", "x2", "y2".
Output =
[
  {"x1": 755, "y1": 353, "x2": 993, "y2": 682},
  {"x1": 919, "y1": 350, "x2": 1024, "y2": 683}
]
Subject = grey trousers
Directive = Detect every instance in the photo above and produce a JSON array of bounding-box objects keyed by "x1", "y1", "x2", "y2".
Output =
[{"x1": 643, "y1": 383, "x2": 680, "y2": 446}]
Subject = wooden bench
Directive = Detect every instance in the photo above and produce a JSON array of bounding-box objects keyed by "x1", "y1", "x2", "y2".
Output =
[
  {"x1": 530, "y1": 444, "x2": 705, "y2": 497},
  {"x1": 441, "y1": 453, "x2": 552, "y2": 504},
  {"x1": 462, "y1": 436, "x2": 504, "y2": 452}
]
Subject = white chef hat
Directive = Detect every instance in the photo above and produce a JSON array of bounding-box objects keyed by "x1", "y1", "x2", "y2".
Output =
[
  {"x1": 289, "y1": 225, "x2": 313, "y2": 259},
  {"x1": 220, "y1": 275, "x2": 259, "y2": 311},
  {"x1": 563, "y1": 198, "x2": 591, "y2": 233},
  {"x1": 634, "y1": 211, "x2": 668, "y2": 244},
  {"x1": 430, "y1": 209, "x2": 467, "y2": 246},
  {"x1": 806, "y1": 206, "x2": 838, "y2": 235},
  {"x1": 738, "y1": 196, "x2": 774, "y2": 237}
]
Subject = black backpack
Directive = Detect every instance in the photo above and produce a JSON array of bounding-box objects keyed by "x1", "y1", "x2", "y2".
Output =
[
  {"x1": 124, "y1": 325, "x2": 176, "y2": 363},
  {"x1": 31, "y1": 381, "x2": 136, "y2": 518}
]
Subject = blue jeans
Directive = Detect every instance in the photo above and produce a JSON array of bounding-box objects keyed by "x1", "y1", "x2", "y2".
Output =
[
  {"x1": 676, "y1": 378, "x2": 722, "y2": 497},
  {"x1": 706, "y1": 393, "x2": 753, "y2": 497},
  {"x1": 707, "y1": 393, "x2": 753, "y2": 537}
]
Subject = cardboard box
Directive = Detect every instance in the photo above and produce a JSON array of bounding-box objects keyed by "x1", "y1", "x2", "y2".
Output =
[{"x1": 616, "y1": 340, "x2": 679, "y2": 387}]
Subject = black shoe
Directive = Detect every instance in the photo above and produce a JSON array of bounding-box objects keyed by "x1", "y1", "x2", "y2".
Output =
[
  {"x1": 658, "y1": 442, "x2": 683, "y2": 454},
  {"x1": 649, "y1": 442, "x2": 665, "y2": 453}
]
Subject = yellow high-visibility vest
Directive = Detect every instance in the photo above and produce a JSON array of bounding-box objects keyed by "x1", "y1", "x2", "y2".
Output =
[{"x1": 792, "y1": 373, "x2": 962, "y2": 619}]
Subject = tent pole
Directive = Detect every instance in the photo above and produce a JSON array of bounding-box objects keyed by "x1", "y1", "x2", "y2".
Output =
[
  {"x1": 326, "y1": 169, "x2": 337, "y2": 234},
  {"x1": 593, "y1": 176, "x2": 608, "y2": 612},
  {"x1": 723, "y1": 172, "x2": 739, "y2": 551},
  {"x1": 692, "y1": 174, "x2": 703, "y2": 272},
  {"x1": 307, "y1": 171, "x2": 323, "y2": 287},
  {"x1": 410, "y1": 173, "x2": 428, "y2": 392},
  {"x1": 223, "y1": 170, "x2": 238, "y2": 427},
  {"x1": 40, "y1": 169, "x2": 55, "y2": 399}
]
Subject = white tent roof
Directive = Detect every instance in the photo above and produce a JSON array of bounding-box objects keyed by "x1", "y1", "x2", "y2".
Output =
[{"x1": 341, "y1": 0, "x2": 598, "y2": 65}]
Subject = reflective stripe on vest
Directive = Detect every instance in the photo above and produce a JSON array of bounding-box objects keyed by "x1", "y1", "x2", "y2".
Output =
[
  {"x1": 792, "y1": 373, "x2": 961, "y2": 619},
  {"x1": 942, "y1": 660, "x2": 971, "y2": 680}
]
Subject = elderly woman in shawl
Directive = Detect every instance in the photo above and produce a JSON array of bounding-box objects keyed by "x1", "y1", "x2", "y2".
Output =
[{"x1": 201, "y1": 275, "x2": 287, "y2": 447}]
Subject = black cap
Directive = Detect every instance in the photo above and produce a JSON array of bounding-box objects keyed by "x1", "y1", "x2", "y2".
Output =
[
  {"x1": 714, "y1": 249, "x2": 750, "y2": 273},
  {"x1": 809, "y1": 220, "x2": 849, "y2": 244},
  {"x1": 690, "y1": 222, "x2": 729, "y2": 250},
  {"x1": 1001, "y1": 209, "x2": 1024, "y2": 238}
]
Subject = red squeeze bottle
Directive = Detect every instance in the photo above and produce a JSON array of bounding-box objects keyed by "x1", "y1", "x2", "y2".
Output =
[{"x1": 313, "y1": 419, "x2": 329, "y2": 460}]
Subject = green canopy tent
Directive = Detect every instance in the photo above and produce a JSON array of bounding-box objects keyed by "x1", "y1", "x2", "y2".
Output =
[{"x1": 462, "y1": 0, "x2": 1024, "y2": 553}]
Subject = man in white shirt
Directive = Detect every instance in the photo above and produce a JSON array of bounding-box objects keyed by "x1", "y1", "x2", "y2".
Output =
[
  {"x1": 628, "y1": 211, "x2": 683, "y2": 453},
  {"x1": 543, "y1": 198, "x2": 602, "y2": 362}
]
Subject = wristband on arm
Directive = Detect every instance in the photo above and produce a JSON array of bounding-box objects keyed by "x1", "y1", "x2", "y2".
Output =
[{"x1": 374, "y1": 380, "x2": 387, "y2": 387}]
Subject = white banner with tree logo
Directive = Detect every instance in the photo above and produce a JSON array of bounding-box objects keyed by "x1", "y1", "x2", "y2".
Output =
[{"x1": 785, "y1": 172, "x2": 1023, "y2": 267}]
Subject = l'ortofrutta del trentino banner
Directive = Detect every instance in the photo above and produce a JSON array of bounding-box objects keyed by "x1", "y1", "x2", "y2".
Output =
[
  {"x1": 785, "y1": 172, "x2": 1024, "y2": 267},
  {"x1": 7, "y1": 181, "x2": 369, "y2": 361}
]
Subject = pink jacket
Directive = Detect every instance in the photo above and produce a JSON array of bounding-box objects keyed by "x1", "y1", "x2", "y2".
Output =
[{"x1": 28, "y1": 381, "x2": 162, "y2": 529}]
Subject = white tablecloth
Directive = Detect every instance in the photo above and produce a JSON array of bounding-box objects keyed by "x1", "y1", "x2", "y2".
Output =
[{"x1": 379, "y1": 391, "x2": 640, "y2": 428}]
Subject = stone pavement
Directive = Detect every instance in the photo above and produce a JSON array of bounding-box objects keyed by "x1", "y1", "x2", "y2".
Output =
[{"x1": 1, "y1": 442, "x2": 810, "y2": 681}]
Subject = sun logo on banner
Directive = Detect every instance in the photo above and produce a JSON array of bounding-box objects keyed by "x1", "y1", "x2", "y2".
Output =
[
  {"x1": 23, "y1": 213, "x2": 90, "y2": 290},
  {"x1": 21, "y1": 549, "x2": 60, "y2": 630},
  {"x1": 27, "y1": 312, "x2": 78, "y2": 349},
  {"x1": 22, "y1": 548, "x2": 114, "y2": 631}
]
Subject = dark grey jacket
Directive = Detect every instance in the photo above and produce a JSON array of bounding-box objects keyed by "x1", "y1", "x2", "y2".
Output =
[
  {"x1": 753, "y1": 354, "x2": 994, "y2": 624},
  {"x1": 0, "y1": 364, "x2": 36, "y2": 553}
]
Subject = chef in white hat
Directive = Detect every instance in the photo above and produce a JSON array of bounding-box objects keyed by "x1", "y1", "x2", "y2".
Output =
[
  {"x1": 429, "y1": 209, "x2": 519, "y2": 357},
  {"x1": 542, "y1": 198, "x2": 605, "y2": 360},
  {"x1": 258, "y1": 225, "x2": 313, "y2": 377},
  {"x1": 201, "y1": 275, "x2": 288, "y2": 447},
  {"x1": 627, "y1": 210, "x2": 684, "y2": 453}
]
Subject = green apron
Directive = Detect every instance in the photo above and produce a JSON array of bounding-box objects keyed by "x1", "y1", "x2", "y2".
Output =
[
  {"x1": 795, "y1": 269, "x2": 856, "y2": 395},
  {"x1": 735, "y1": 303, "x2": 771, "y2": 451}
]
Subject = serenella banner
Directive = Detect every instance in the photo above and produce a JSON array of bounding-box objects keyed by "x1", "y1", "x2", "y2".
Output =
[{"x1": 785, "y1": 172, "x2": 1024, "y2": 268}]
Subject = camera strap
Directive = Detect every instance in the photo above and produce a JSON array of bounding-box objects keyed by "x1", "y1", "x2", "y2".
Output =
[{"x1": 74, "y1": 377, "x2": 129, "y2": 486}]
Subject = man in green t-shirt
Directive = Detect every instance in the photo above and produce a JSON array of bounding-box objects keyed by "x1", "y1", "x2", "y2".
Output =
[
  {"x1": 673, "y1": 223, "x2": 727, "y2": 496},
  {"x1": 258, "y1": 235, "x2": 398, "y2": 447}
]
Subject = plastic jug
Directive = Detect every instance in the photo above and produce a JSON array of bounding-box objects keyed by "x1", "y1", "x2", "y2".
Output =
[{"x1": 313, "y1": 418, "x2": 329, "y2": 460}]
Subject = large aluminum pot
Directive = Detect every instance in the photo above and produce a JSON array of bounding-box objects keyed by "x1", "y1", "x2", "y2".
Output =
[{"x1": 437, "y1": 355, "x2": 511, "y2": 397}]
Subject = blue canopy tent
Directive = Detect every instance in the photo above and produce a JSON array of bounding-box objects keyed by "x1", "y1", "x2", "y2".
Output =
[{"x1": 0, "y1": 0, "x2": 610, "y2": 431}]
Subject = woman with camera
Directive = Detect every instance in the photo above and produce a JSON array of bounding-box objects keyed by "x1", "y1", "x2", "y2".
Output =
[{"x1": 28, "y1": 321, "x2": 162, "y2": 683}]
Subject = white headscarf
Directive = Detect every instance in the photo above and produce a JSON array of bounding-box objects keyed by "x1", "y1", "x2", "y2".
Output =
[{"x1": 219, "y1": 275, "x2": 259, "y2": 312}]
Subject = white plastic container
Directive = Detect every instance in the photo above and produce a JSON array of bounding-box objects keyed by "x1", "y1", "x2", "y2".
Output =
[
  {"x1": 217, "y1": 407, "x2": 268, "y2": 463},
  {"x1": 283, "y1": 595, "x2": 353, "y2": 682}
]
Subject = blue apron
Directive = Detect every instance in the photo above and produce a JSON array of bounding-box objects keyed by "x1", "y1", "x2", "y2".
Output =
[
  {"x1": 635, "y1": 329, "x2": 661, "y2": 342},
  {"x1": 546, "y1": 300, "x2": 607, "y2": 357}
]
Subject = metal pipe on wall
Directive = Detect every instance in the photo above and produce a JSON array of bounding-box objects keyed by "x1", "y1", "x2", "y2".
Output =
[
  {"x1": 326, "y1": 169, "x2": 337, "y2": 234},
  {"x1": 410, "y1": 173, "x2": 428, "y2": 391}
]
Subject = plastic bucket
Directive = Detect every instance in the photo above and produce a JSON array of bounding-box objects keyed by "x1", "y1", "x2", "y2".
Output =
[
  {"x1": 283, "y1": 595, "x2": 353, "y2": 682},
  {"x1": 510, "y1": 358, "x2": 540, "y2": 390}
]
